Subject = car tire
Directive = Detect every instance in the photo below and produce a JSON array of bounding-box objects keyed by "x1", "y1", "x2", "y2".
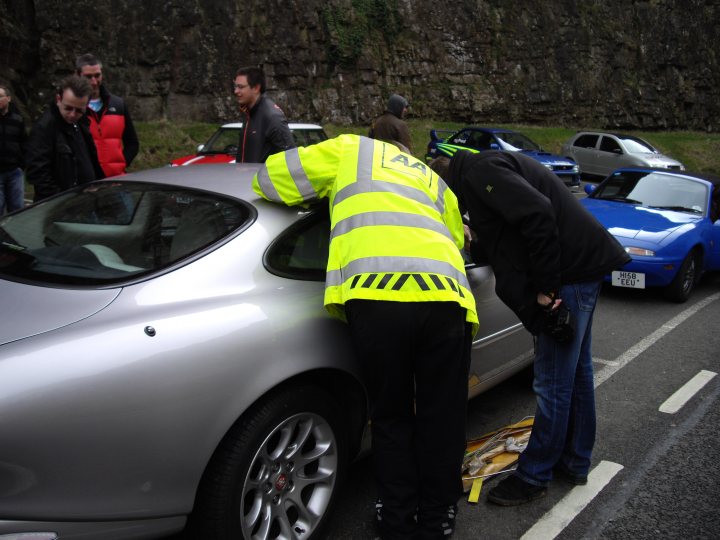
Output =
[
  {"x1": 192, "y1": 385, "x2": 347, "y2": 540},
  {"x1": 664, "y1": 251, "x2": 700, "y2": 303}
]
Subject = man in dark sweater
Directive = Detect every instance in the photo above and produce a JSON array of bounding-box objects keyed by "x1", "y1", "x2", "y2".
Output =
[
  {"x1": 0, "y1": 84, "x2": 26, "y2": 213},
  {"x1": 25, "y1": 75, "x2": 104, "y2": 202},
  {"x1": 431, "y1": 150, "x2": 630, "y2": 506}
]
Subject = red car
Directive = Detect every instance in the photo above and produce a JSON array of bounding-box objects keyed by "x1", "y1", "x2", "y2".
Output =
[{"x1": 170, "y1": 123, "x2": 328, "y2": 166}]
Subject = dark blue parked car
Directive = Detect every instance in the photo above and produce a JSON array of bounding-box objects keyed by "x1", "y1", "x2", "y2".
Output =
[
  {"x1": 426, "y1": 126, "x2": 581, "y2": 187},
  {"x1": 581, "y1": 168, "x2": 720, "y2": 302}
]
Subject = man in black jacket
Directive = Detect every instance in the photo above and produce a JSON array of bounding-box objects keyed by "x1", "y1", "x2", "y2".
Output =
[
  {"x1": 26, "y1": 76, "x2": 104, "y2": 202},
  {"x1": 0, "y1": 84, "x2": 26, "y2": 213},
  {"x1": 431, "y1": 150, "x2": 630, "y2": 506},
  {"x1": 232, "y1": 66, "x2": 295, "y2": 163}
]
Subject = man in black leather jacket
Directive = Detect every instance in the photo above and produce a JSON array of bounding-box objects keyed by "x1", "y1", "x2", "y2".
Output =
[
  {"x1": 232, "y1": 66, "x2": 295, "y2": 163},
  {"x1": 26, "y1": 75, "x2": 104, "y2": 202},
  {"x1": 431, "y1": 150, "x2": 630, "y2": 506}
]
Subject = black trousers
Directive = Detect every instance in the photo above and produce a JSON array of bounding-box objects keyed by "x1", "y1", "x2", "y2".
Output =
[{"x1": 345, "y1": 300, "x2": 472, "y2": 540}]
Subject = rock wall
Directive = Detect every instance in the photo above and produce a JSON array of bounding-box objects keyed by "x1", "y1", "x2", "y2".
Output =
[{"x1": 2, "y1": 0, "x2": 718, "y2": 131}]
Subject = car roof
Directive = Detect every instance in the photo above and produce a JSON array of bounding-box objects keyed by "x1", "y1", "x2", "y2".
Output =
[
  {"x1": 118, "y1": 163, "x2": 264, "y2": 200},
  {"x1": 612, "y1": 167, "x2": 720, "y2": 187},
  {"x1": 221, "y1": 122, "x2": 324, "y2": 130},
  {"x1": 573, "y1": 131, "x2": 649, "y2": 140},
  {"x1": 456, "y1": 126, "x2": 514, "y2": 134}
]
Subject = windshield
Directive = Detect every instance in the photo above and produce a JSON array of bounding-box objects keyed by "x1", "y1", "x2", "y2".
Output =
[
  {"x1": 494, "y1": 132, "x2": 542, "y2": 152},
  {"x1": 0, "y1": 181, "x2": 251, "y2": 286},
  {"x1": 201, "y1": 128, "x2": 240, "y2": 155},
  {"x1": 591, "y1": 171, "x2": 708, "y2": 215},
  {"x1": 618, "y1": 135, "x2": 657, "y2": 154}
]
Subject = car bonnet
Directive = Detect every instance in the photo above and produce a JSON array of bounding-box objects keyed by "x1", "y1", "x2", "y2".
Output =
[
  {"x1": 0, "y1": 279, "x2": 119, "y2": 346},
  {"x1": 581, "y1": 198, "x2": 698, "y2": 243}
]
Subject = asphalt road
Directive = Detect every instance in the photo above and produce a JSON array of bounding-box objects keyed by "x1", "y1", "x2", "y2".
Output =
[{"x1": 321, "y1": 271, "x2": 720, "y2": 539}]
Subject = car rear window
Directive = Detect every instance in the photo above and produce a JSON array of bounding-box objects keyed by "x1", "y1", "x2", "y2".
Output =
[{"x1": 0, "y1": 181, "x2": 251, "y2": 286}]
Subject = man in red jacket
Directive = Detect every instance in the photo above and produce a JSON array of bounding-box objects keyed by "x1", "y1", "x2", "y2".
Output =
[{"x1": 76, "y1": 53, "x2": 139, "y2": 176}]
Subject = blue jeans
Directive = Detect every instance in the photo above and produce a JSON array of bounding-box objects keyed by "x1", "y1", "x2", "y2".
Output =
[
  {"x1": 515, "y1": 280, "x2": 602, "y2": 487},
  {"x1": 0, "y1": 167, "x2": 25, "y2": 214}
]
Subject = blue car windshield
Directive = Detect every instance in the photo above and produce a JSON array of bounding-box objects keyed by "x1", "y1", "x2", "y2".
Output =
[
  {"x1": 494, "y1": 132, "x2": 541, "y2": 152},
  {"x1": 592, "y1": 171, "x2": 708, "y2": 214},
  {"x1": 0, "y1": 181, "x2": 251, "y2": 286}
]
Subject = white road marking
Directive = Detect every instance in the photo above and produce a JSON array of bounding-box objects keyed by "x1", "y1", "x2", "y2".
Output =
[
  {"x1": 592, "y1": 357, "x2": 617, "y2": 366},
  {"x1": 520, "y1": 461, "x2": 624, "y2": 540},
  {"x1": 659, "y1": 370, "x2": 717, "y2": 414},
  {"x1": 594, "y1": 292, "x2": 720, "y2": 388}
]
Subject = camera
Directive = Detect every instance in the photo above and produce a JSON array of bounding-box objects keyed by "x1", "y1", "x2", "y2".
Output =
[{"x1": 542, "y1": 302, "x2": 575, "y2": 343}]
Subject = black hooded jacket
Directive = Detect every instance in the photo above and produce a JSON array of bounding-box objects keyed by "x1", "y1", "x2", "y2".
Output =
[
  {"x1": 25, "y1": 103, "x2": 104, "y2": 202},
  {"x1": 447, "y1": 150, "x2": 630, "y2": 333}
]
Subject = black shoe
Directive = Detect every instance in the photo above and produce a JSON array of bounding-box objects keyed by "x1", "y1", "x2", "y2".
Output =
[
  {"x1": 553, "y1": 466, "x2": 588, "y2": 486},
  {"x1": 416, "y1": 504, "x2": 457, "y2": 540},
  {"x1": 487, "y1": 475, "x2": 547, "y2": 506}
]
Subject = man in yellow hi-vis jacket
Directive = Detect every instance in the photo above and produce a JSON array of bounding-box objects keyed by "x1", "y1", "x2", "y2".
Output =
[{"x1": 253, "y1": 135, "x2": 478, "y2": 540}]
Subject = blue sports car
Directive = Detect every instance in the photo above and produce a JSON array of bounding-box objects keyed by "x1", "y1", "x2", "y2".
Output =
[
  {"x1": 425, "y1": 126, "x2": 581, "y2": 187},
  {"x1": 581, "y1": 168, "x2": 720, "y2": 302}
]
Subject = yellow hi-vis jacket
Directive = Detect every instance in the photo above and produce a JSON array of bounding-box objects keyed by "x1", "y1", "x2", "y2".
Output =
[{"x1": 253, "y1": 134, "x2": 479, "y2": 334}]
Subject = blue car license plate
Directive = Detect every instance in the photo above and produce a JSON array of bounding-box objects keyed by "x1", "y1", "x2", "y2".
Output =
[{"x1": 612, "y1": 270, "x2": 645, "y2": 289}]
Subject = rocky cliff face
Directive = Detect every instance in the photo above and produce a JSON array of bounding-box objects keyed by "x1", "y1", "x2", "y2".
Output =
[{"x1": 2, "y1": 0, "x2": 718, "y2": 131}]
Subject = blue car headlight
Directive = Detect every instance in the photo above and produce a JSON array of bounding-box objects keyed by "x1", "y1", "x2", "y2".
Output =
[{"x1": 625, "y1": 247, "x2": 655, "y2": 257}]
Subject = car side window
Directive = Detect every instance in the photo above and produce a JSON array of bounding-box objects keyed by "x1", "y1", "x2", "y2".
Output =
[
  {"x1": 574, "y1": 134, "x2": 599, "y2": 149},
  {"x1": 265, "y1": 209, "x2": 330, "y2": 281},
  {"x1": 599, "y1": 136, "x2": 622, "y2": 154}
]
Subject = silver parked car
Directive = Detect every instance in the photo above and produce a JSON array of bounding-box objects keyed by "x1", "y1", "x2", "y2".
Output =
[
  {"x1": 561, "y1": 131, "x2": 685, "y2": 178},
  {"x1": 0, "y1": 165, "x2": 532, "y2": 540}
]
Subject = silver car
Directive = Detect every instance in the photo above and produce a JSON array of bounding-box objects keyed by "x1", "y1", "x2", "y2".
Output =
[
  {"x1": 561, "y1": 131, "x2": 685, "y2": 178},
  {"x1": 0, "y1": 165, "x2": 532, "y2": 540}
]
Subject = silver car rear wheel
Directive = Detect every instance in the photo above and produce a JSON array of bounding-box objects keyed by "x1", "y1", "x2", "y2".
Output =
[
  {"x1": 194, "y1": 386, "x2": 346, "y2": 540},
  {"x1": 240, "y1": 411, "x2": 339, "y2": 539}
]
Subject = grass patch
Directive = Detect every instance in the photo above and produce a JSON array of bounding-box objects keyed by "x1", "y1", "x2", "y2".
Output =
[
  {"x1": 130, "y1": 120, "x2": 217, "y2": 171},
  {"x1": 131, "y1": 120, "x2": 720, "y2": 176}
]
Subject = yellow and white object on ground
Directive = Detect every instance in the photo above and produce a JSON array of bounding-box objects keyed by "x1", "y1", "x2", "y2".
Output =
[{"x1": 463, "y1": 417, "x2": 534, "y2": 501}]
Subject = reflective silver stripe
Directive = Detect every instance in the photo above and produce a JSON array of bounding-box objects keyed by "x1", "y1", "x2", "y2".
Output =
[
  {"x1": 436, "y1": 180, "x2": 447, "y2": 216},
  {"x1": 331, "y1": 211, "x2": 455, "y2": 243},
  {"x1": 356, "y1": 136, "x2": 375, "y2": 183},
  {"x1": 326, "y1": 256, "x2": 470, "y2": 291},
  {"x1": 334, "y1": 180, "x2": 438, "y2": 212},
  {"x1": 256, "y1": 166, "x2": 281, "y2": 202},
  {"x1": 285, "y1": 147, "x2": 318, "y2": 200}
]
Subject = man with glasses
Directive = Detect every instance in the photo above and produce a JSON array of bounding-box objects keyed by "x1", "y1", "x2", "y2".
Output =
[
  {"x1": 232, "y1": 66, "x2": 294, "y2": 163},
  {"x1": 26, "y1": 75, "x2": 104, "y2": 202},
  {"x1": 75, "y1": 53, "x2": 139, "y2": 177}
]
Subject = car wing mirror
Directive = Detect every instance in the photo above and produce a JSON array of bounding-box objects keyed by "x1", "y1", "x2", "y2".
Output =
[
  {"x1": 197, "y1": 144, "x2": 205, "y2": 152},
  {"x1": 584, "y1": 183, "x2": 596, "y2": 195}
]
